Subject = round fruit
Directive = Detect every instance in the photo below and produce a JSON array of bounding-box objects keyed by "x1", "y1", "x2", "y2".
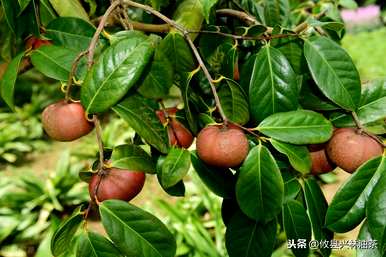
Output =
[
  {"x1": 42, "y1": 100, "x2": 94, "y2": 141},
  {"x1": 310, "y1": 149, "x2": 335, "y2": 175},
  {"x1": 326, "y1": 128, "x2": 383, "y2": 173},
  {"x1": 196, "y1": 125, "x2": 249, "y2": 168},
  {"x1": 89, "y1": 168, "x2": 145, "y2": 202}
]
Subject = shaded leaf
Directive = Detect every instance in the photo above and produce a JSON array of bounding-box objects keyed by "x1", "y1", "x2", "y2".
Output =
[{"x1": 159, "y1": 147, "x2": 190, "y2": 188}]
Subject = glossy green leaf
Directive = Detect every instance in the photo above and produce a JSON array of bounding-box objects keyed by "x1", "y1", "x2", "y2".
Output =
[
  {"x1": 100, "y1": 200, "x2": 176, "y2": 257},
  {"x1": 357, "y1": 221, "x2": 382, "y2": 257},
  {"x1": 277, "y1": 38, "x2": 306, "y2": 75},
  {"x1": 326, "y1": 156, "x2": 384, "y2": 232},
  {"x1": 191, "y1": 152, "x2": 235, "y2": 198},
  {"x1": 51, "y1": 208, "x2": 84, "y2": 256},
  {"x1": 263, "y1": 0, "x2": 290, "y2": 26},
  {"x1": 159, "y1": 147, "x2": 190, "y2": 188},
  {"x1": 156, "y1": 156, "x2": 185, "y2": 197},
  {"x1": 0, "y1": 52, "x2": 24, "y2": 110},
  {"x1": 77, "y1": 232, "x2": 123, "y2": 257},
  {"x1": 173, "y1": 0, "x2": 203, "y2": 39},
  {"x1": 332, "y1": 79, "x2": 386, "y2": 127},
  {"x1": 110, "y1": 144, "x2": 156, "y2": 174},
  {"x1": 300, "y1": 82, "x2": 340, "y2": 111},
  {"x1": 367, "y1": 159, "x2": 386, "y2": 254},
  {"x1": 225, "y1": 211, "x2": 277, "y2": 257},
  {"x1": 81, "y1": 34, "x2": 155, "y2": 114},
  {"x1": 218, "y1": 79, "x2": 249, "y2": 125},
  {"x1": 270, "y1": 139, "x2": 311, "y2": 174},
  {"x1": 249, "y1": 45, "x2": 299, "y2": 122},
  {"x1": 283, "y1": 200, "x2": 312, "y2": 257},
  {"x1": 112, "y1": 94, "x2": 169, "y2": 154},
  {"x1": 158, "y1": 32, "x2": 195, "y2": 74},
  {"x1": 303, "y1": 178, "x2": 333, "y2": 257},
  {"x1": 258, "y1": 110, "x2": 333, "y2": 144},
  {"x1": 138, "y1": 49, "x2": 174, "y2": 99},
  {"x1": 46, "y1": 17, "x2": 95, "y2": 51},
  {"x1": 30, "y1": 45, "x2": 84, "y2": 81},
  {"x1": 304, "y1": 37, "x2": 361, "y2": 110},
  {"x1": 199, "y1": 0, "x2": 218, "y2": 22},
  {"x1": 48, "y1": 0, "x2": 89, "y2": 21},
  {"x1": 236, "y1": 144, "x2": 284, "y2": 222},
  {"x1": 39, "y1": 0, "x2": 57, "y2": 26}
]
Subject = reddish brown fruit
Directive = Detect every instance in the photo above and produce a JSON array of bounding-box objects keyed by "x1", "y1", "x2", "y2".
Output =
[
  {"x1": 196, "y1": 125, "x2": 249, "y2": 168},
  {"x1": 326, "y1": 128, "x2": 384, "y2": 173},
  {"x1": 233, "y1": 60, "x2": 240, "y2": 81},
  {"x1": 25, "y1": 36, "x2": 52, "y2": 50},
  {"x1": 42, "y1": 100, "x2": 94, "y2": 141},
  {"x1": 156, "y1": 108, "x2": 193, "y2": 148},
  {"x1": 310, "y1": 149, "x2": 335, "y2": 175},
  {"x1": 88, "y1": 168, "x2": 145, "y2": 202},
  {"x1": 169, "y1": 118, "x2": 194, "y2": 148}
]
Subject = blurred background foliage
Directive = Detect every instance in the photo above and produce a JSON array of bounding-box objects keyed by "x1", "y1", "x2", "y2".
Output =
[{"x1": 0, "y1": 0, "x2": 385, "y2": 256}]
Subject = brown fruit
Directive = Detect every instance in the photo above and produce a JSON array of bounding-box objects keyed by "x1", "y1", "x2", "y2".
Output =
[
  {"x1": 25, "y1": 36, "x2": 52, "y2": 50},
  {"x1": 310, "y1": 148, "x2": 335, "y2": 175},
  {"x1": 89, "y1": 168, "x2": 145, "y2": 202},
  {"x1": 326, "y1": 128, "x2": 383, "y2": 173},
  {"x1": 42, "y1": 100, "x2": 94, "y2": 141},
  {"x1": 196, "y1": 125, "x2": 249, "y2": 168},
  {"x1": 156, "y1": 108, "x2": 193, "y2": 148}
]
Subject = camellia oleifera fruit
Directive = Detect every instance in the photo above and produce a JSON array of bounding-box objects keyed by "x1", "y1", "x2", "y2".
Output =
[
  {"x1": 42, "y1": 100, "x2": 94, "y2": 141},
  {"x1": 25, "y1": 36, "x2": 52, "y2": 50},
  {"x1": 196, "y1": 125, "x2": 249, "y2": 168},
  {"x1": 326, "y1": 128, "x2": 383, "y2": 173},
  {"x1": 156, "y1": 108, "x2": 194, "y2": 148},
  {"x1": 88, "y1": 168, "x2": 145, "y2": 202},
  {"x1": 308, "y1": 144, "x2": 335, "y2": 175}
]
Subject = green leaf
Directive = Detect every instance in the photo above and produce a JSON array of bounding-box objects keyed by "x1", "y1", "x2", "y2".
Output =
[
  {"x1": 30, "y1": 45, "x2": 85, "y2": 81},
  {"x1": 236, "y1": 144, "x2": 284, "y2": 222},
  {"x1": 218, "y1": 79, "x2": 249, "y2": 125},
  {"x1": 307, "y1": 18, "x2": 344, "y2": 33},
  {"x1": 263, "y1": 0, "x2": 290, "y2": 26},
  {"x1": 225, "y1": 211, "x2": 277, "y2": 257},
  {"x1": 156, "y1": 156, "x2": 185, "y2": 197},
  {"x1": 282, "y1": 172, "x2": 301, "y2": 202},
  {"x1": 270, "y1": 139, "x2": 311, "y2": 174},
  {"x1": 283, "y1": 200, "x2": 312, "y2": 257},
  {"x1": 51, "y1": 208, "x2": 84, "y2": 256},
  {"x1": 249, "y1": 45, "x2": 299, "y2": 122},
  {"x1": 300, "y1": 82, "x2": 340, "y2": 111},
  {"x1": 277, "y1": 38, "x2": 307, "y2": 75},
  {"x1": 304, "y1": 37, "x2": 361, "y2": 111},
  {"x1": 100, "y1": 200, "x2": 176, "y2": 257},
  {"x1": 158, "y1": 32, "x2": 195, "y2": 74},
  {"x1": 39, "y1": 0, "x2": 57, "y2": 26},
  {"x1": 138, "y1": 48, "x2": 174, "y2": 99},
  {"x1": 0, "y1": 52, "x2": 24, "y2": 110},
  {"x1": 199, "y1": 0, "x2": 218, "y2": 23},
  {"x1": 357, "y1": 221, "x2": 382, "y2": 257},
  {"x1": 191, "y1": 151, "x2": 235, "y2": 198},
  {"x1": 112, "y1": 94, "x2": 169, "y2": 154},
  {"x1": 81, "y1": 34, "x2": 155, "y2": 114},
  {"x1": 46, "y1": 17, "x2": 96, "y2": 51},
  {"x1": 18, "y1": 0, "x2": 32, "y2": 13},
  {"x1": 172, "y1": 0, "x2": 203, "y2": 39},
  {"x1": 159, "y1": 147, "x2": 191, "y2": 188},
  {"x1": 110, "y1": 144, "x2": 156, "y2": 174},
  {"x1": 303, "y1": 178, "x2": 333, "y2": 257},
  {"x1": 367, "y1": 160, "x2": 386, "y2": 254},
  {"x1": 48, "y1": 0, "x2": 89, "y2": 21},
  {"x1": 77, "y1": 232, "x2": 123, "y2": 257},
  {"x1": 339, "y1": 0, "x2": 357, "y2": 9},
  {"x1": 332, "y1": 79, "x2": 386, "y2": 127},
  {"x1": 257, "y1": 110, "x2": 333, "y2": 144},
  {"x1": 326, "y1": 156, "x2": 384, "y2": 232}
]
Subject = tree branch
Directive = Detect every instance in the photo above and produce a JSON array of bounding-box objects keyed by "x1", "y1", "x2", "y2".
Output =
[
  {"x1": 216, "y1": 9, "x2": 258, "y2": 26},
  {"x1": 65, "y1": 50, "x2": 88, "y2": 102}
]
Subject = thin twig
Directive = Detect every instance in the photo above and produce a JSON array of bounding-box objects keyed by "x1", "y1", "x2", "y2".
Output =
[
  {"x1": 216, "y1": 9, "x2": 258, "y2": 26},
  {"x1": 229, "y1": 121, "x2": 260, "y2": 138},
  {"x1": 352, "y1": 112, "x2": 386, "y2": 147},
  {"x1": 87, "y1": 0, "x2": 120, "y2": 68},
  {"x1": 190, "y1": 29, "x2": 298, "y2": 41},
  {"x1": 65, "y1": 50, "x2": 88, "y2": 102}
]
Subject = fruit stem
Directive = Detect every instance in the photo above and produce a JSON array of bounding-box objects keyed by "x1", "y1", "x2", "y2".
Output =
[
  {"x1": 65, "y1": 50, "x2": 88, "y2": 103},
  {"x1": 121, "y1": 0, "x2": 229, "y2": 124},
  {"x1": 351, "y1": 111, "x2": 386, "y2": 148},
  {"x1": 93, "y1": 115, "x2": 105, "y2": 166}
]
